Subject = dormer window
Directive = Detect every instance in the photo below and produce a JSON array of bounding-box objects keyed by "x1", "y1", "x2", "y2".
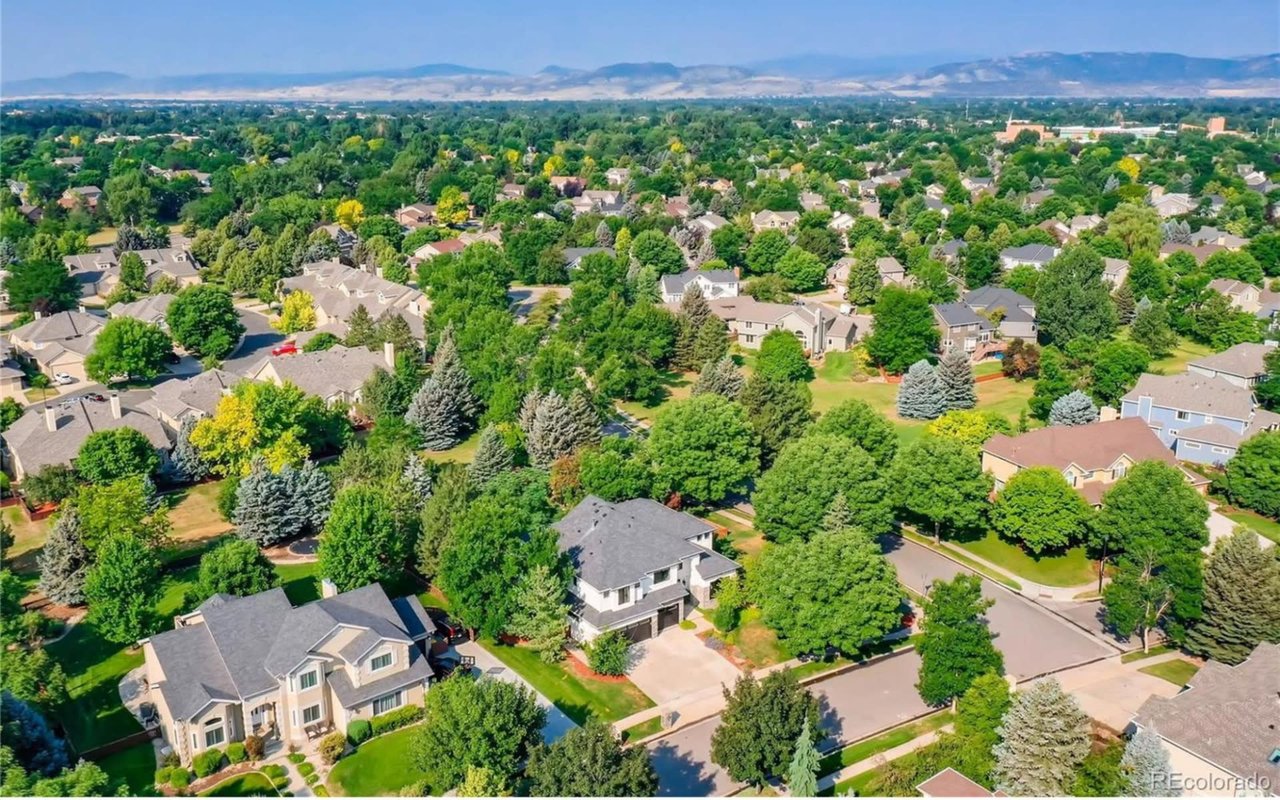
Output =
[{"x1": 370, "y1": 652, "x2": 393, "y2": 672}]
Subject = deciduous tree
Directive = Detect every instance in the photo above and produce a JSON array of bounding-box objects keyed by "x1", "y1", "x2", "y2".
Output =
[
  {"x1": 83, "y1": 534, "x2": 161, "y2": 644},
  {"x1": 647, "y1": 394, "x2": 759, "y2": 506},
  {"x1": 916, "y1": 574, "x2": 1003, "y2": 707},
  {"x1": 85, "y1": 318, "x2": 173, "y2": 383},
  {"x1": 754, "y1": 434, "x2": 892, "y2": 543},
  {"x1": 710, "y1": 671, "x2": 821, "y2": 788},
  {"x1": 991, "y1": 467, "x2": 1093, "y2": 554},
  {"x1": 526, "y1": 720, "x2": 657, "y2": 797}
]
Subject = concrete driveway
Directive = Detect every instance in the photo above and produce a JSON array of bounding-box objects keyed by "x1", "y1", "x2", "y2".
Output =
[
  {"x1": 648, "y1": 649, "x2": 934, "y2": 796},
  {"x1": 881, "y1": 535, "x2": 1117, "y2": 679},
  {"x1": 626, "y1": 626, "x2": 742, "y2": 706},
  {"x1": 221, "y1": 308, "x2": 285, "y2": 376},
  {"x1": 1046, "y1": 655, "x2": 1183, "y2": 731}
]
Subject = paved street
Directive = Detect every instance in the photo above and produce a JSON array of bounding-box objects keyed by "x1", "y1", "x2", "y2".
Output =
[
  {"x1": 221, "y1": 308, "x2": 285, "y2": 376},
  {"x1": 649, "y1": 650, "x2": 933, "y2": 796},
  {"x1": 880, "y1": 535, "x2": 1117, "y2": 679}
]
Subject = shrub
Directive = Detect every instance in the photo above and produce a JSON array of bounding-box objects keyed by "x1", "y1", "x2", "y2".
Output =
[
  {"x1": 154, "y1": 767, "x2": 173, "y2": 785},
  {"x1": 306, "y1": 774, "x2": 320, "y2": 786},
  {"x1": 241, "y1": 734, "x2": 263, "y2": 762},
  {"x1": 271, "y1": 773, "x2": 290, "y2": 791},
  {"x1": 192, "y1": 747, "x2": 224, "y2": 778},
  {"x1": 346, "y1": 719, "x2": 372, "y2": 745},
  {"x1": 369, "y1": 704, "x2": 423, "y2": 736},
  {"x1": 286, "y1": 752, "x2": 305, "y2": 765},
  {"x1": 586, "y1": 629, "x2": 631, "y2": 676},
  {"x1": 313, "y1": 787, "x2": 330, "y2": 797},
  {"x1": 169, "y1": 767, "x2": 190, "y2": 789},
  {"x1": 162, "y1": 750, "x2": 181, "y2": 768},
  {"x1": 318, "y1": 731, "x2": 347, "y2": 765},
  {"x1": 297, "y1": 762, "x2": 316, "y2": 778},
  {"x1": 225, "y1": 741, "x2": 246, "y2": 764},
  {"x1": 262, "y1": 764, "x2": 287, "y2": 780}
]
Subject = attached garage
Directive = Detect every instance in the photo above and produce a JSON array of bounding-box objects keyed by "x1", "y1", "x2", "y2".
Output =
[
  {"x1": 619, "y1": 618, "x2": 655, "y2": 644},
  {"x1": 656, "y1": 603, "x2": 682, "y2": 633}
]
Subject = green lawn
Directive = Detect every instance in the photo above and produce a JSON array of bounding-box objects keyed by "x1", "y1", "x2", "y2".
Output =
[
  {"x1": 817, "y1": 711, "x2": 953, "y2": 777},
  {"x1": 94, "y1": 741, "x2": 157, "y2": 795},
  {"x1": 898, "y1": 530, "x2": 1022, "y2": 591},
  {"x1": 1139, "y1": 658, "x2": 1201, "y2": 687},
  {"x1": 274, "y1": 562, "x2": 321, "y2": 605},
  {"x1": 621, "y1": 715, "x2": 664, "y2": 743},
  {"x1": 199, "y1": 771, "x2": 280, "y2": 797},
  {"x1": 421, "y1": 430, "x2": 482, "y2": 464},
  {"x1": 480, "y1": 640, "x2": 655, "y2": 724},
  {"x1": 718, "y1": 607, "x2": 789, "y2": 668},
  {"x1": 955, "y1": 532, "x2": 1096, "y2": 587},
  {"x1": 327, "y1": 726, "x2": 431, "y2": 797},
  {"x1": 1219, "y1": 507, "x2": 1280, "y2": 545},
  {"x1": 47, "y1": 566, "x2": 200, "y2": 751},
  {"x1": 1147, "y1": 337, "x2": 1214, "y2": 375},
  {"x1": 616, "y1": 370, "x2": 696, "y2": 424}
]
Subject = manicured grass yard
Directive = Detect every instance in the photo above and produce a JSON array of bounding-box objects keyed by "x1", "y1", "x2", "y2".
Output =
[
  {"x1": 421, "y1": 430, "x2": 482, "y2": 464},
  {"x1": 621, "y1": 715, "x2": 664, "y2": 743},
  {"x1": 616, "y1": 370, "x2": 696, "y2": 424},
  {"x1": 327, "y1": 726, "x2": 431, "y2": 797},
  {"x1": 274, "y1": 562, "x2": 322, "y2": 605},
  {"x1": 817, "y1": 711, "x2": 953, "y2": 776},
  {"x1": 955, "y1": 531, "x2": 1096, "y2": 587},
  {"x1": 717, "y1": 607, "x2": 789, "y2": 668},
  {"x1": 1139, "y1": 658, "x2": 1201, "y2": 687},
  {"x1": 199, "y1": 771, "x2": 280, "y2": 797},
  {"x1": 480, "y1": 640, "x2": 655, "y2": 724},
  {"x1": 1147, "y1": 336, "x2": 1214, "y2": 375},
  {"x1": 94, "y1": 740, "x2": 157, "y2": 795},
  {"x1": 1219, "y1": 507, "x2": 1280, "y2": 546},
  {"x1": 705, "y1": 511, "x2": 766, "y2": 560},
  {"x1": 47, "y1": 565, "x2": 200, "y2": 751},
  {"x1": 899, "y1": 530, "x2": 1022, "y2": 591},
  {"x1": 1121, "y1": 644, "x2": 1175, "y2": 664}
]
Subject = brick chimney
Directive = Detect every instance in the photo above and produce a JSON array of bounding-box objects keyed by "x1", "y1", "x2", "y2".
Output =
[{"x1": 109, "y1": 392, "x2": 121, "y2": 419}]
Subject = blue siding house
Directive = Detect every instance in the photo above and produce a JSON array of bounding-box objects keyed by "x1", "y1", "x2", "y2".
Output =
[{"x1": 1120, "y1": 373, "x2": 1280, "y2": 466}]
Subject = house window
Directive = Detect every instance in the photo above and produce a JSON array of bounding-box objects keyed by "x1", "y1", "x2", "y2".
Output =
[
  {"x1": 1114, "y1": 464, "x2": 1127, "y2": 479},
  {"x1": 1175, "y1": 410, "x2": 1190, "y2": 421},
  {"x1": 203, "y1": 718, "x2": 225, "y2": 748},
  {"x1": 372, "y1": 691, "x2": 403, "y2": 716},
  {"x1": 616, "y1": 585, "x2": 631, "y2": 605},
  {"x1": 297, "y1": 670, "x2": 318, "y2": 691},
  {"x1": 1182, "y1": 442, "x2": 1201, "y2": 450},
  {"x1": 653, "y1": 568, "x2": 670, "y2": 584},
  {"x1": 302, "y1": 704, "x2": 322, "y2": 725},
  {"x1": 370, "y1": 653, "x2": 393, "y2": 672},
  {"x1": 1212, "y1": 446, "x2": 1230, "y2": 455}
]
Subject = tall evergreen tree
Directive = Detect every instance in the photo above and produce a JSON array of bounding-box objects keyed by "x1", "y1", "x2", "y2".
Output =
[
  {"x1": 401, "y1": 453, "x2": 434, "y2": 507},
  {"x1": 897, "y1": 360, "x2": 946, "y2": 420},
  {"x1": 1184, "y1": 528, "x2": 1280, "y2": 665},
  {"x1": 691, "y1": 315, "x2": 730, "y2": 367},
  {"x1": 526, "y1": 392, "x2": 577, "y2": 468},
  {"x1": 406, "y1": 376, "x2": 462, "y2": 450},
  {"x1": 36, "y1": 510, "x2": 90, "y2": 606},
  {"x1": 1049, "y1": 390, "x2": 1099, "y2": 426},
  {"x1": 568, "y1": 390, "x2": 602, "y2": 449},
  {"x1": 468, "y1": 425, "x2": 514, "y2": 487},
  {"x1": 344, "y1": 304, "x2": 377, "y2": 348},
  {"x1": 168, "y1": 415, "x2": 210, "y2": 483},
  {"x1": 431, "y1": 324, "x2": 479, "y2": 420},
  {"x1": 692, "y1": 355, "x2": 746, "y2": 400},
  {"x1": 518, "y1": 388, "x2": 544, "y2": 433},
  {"x1": 595, "y1": 220, "x2": 614, "y2": 247},
  {"x1": 787, "y1": 716, "x2": 821, "y2": 798},
  {"x1": 992, "y1": 680, "x2": 1091, "y2": 796},
  {"x1": 508, "y1": 564, "x2": 570, "y2": 663},
  {"x1": 674, "y1": 285, "x2": 714, "y2": 370},
  {"x1": 937, "y1": 348, "x2": 977, "y2": 411},
  {"x1": 1121, "y1": 727, "x2": 1178, "y2": 797},
  {"x1": 232, "y1": 457, "x2": 293, "y2": 545},
  {"x1": 282, "y1": 460, "x2": 334, "y2": 535}
]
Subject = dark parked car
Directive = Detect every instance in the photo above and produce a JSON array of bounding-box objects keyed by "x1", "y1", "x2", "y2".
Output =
[{"x1": 427, "y1": 608, "x2": 470, "y2": 644}]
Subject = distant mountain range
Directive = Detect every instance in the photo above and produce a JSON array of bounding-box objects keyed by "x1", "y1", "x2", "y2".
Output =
[{"x1": 4, "y1": 52, "x2": 1277, "y2": 101}]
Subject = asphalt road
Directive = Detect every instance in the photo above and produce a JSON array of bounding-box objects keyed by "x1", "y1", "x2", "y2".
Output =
[
  {"x1": 649, "y1": 650, "x2": 933, "y2": 796},
  {"x1": 220, "y1": 308, "x2": 285, "y2": 376},
  {"x1": 880, "y1": 535, "x2": 1117, "y2": 679}
]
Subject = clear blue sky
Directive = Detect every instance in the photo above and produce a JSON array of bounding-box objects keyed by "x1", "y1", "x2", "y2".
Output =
[{"x1": 2, "y1": 0, "x2": 1276, "y2": 81}]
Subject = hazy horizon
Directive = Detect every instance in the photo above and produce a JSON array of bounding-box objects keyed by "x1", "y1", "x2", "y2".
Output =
[{"x1": 2, "y1": 0, "x2": 1277, "y2": 82}]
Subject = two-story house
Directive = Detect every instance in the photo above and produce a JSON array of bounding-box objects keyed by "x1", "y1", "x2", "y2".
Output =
[
  {"x1": 142, "y1": 582, "x2": 436, "y2": 764},
  {"x1": 9, "y1": 309, "x2": 105, "y2": 383},
  {"x1": 961, "y1": 286, "x2": 1037, "y2": 341},
  {"x1": 1120, "y1": 373, "x2": 1280, "y2": 466},
  {"x1": 751, "y1": 210, "x2": 800, "y2": 232},
  {"x1": 932, "y1": 303, "x2": 994, "y2": 356},
  {"x1": 982, "y1": 418, "x2": 1209, "y2": 506},
  {"x1": 1187, "y1": 343, "x2": 1276, "y2": 389},
  {"x1": 705, "y1": 296, "x2": 857, "y2": 355},
  {"x1": 554, "y1": 496, "x2": 740, "y2": 643},
  {"x1": 659, "y1": 269, "x2": 740, "y2": 304},
  {"x1": 249, "y1": 343, "x2": 396, "y2": 406},
  {"x1": 64, "y1": 247, "x2": 201, "y2": 302},
  {"x1": 998, "y1": 244, "x2": 1059, "y2": 271},
  {"x1": 280, "y1": 260, "x2": 429, "y2": 341}
]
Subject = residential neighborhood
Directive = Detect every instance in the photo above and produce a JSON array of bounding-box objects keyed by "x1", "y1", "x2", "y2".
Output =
[{"x1": 1, "y1": 16, "x2": 1280, "y2": 799}]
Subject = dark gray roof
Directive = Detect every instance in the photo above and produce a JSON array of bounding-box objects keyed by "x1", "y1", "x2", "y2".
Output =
[
  {"x1": 963, "y1": 286, "x2": 1036, "y2": 324},
  {"x1": 391, "y1": 595, "x2": 437, "y2": 640},
  {"x1": 1000, "y1": 244, "x2": 1057, "y2": 263},
  {"x1": 1133, "y1": 643, "x2": 1280, "y2": 787},
  {"x1": 659, "y1": 268, "x2": 739, "y2": 294},
  {"x1": 933, "y1": 302, "x2": 993, "y2": 329},
  {"x1": 553, "y1": 496, "x2": 715, "y2": 591},
  {"x1": 148, "y1": 583, "x2": 425, "y2": 721}
]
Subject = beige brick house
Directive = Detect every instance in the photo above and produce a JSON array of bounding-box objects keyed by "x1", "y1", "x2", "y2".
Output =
[{"x1": 141, "y1": 582, "x2": 437, "y2": 764}]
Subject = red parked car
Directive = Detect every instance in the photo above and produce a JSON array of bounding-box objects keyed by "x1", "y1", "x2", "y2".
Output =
[{"x1": 271, "y1": 342, "x2": 298, "y2": 357}]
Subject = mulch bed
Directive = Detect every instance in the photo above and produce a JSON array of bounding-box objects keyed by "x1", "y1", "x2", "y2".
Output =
[{"x1": 564, "y1": 651, "x2": 630, "y2": 683}]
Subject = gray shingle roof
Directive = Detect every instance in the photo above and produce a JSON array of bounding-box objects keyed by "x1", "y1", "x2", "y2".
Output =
[
  {"x1": 553, "y1": 496, "x2": 715, "y2": 591},
  {"x1": 999, "y1": 244, "x2": 1057, "y2": 263},
  {"x1": 327, "y1": 648, "x2": 434, "y2": 708},
  {"x1": 1132, "y1": 643, "x2": 1280, "y2": 788},
  {"x1": 659, "y1": 268, "x2": 739, "y2": 295},
  {"x1": 933, "y1": 302, "x2": 993, "y2": 329},
  {"x1": 6, "y1": 396, "x2": 171, "y2": 476},
  {"x1": 1188, "y1": 343, "x2": 1275, "y2": 380},
  {"x1": 962, "y1": 286, "x2": 1036, "y2": 324},
  {"x1": 1122, "y1": 373, "x2": 1255, "y2": 421}
]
